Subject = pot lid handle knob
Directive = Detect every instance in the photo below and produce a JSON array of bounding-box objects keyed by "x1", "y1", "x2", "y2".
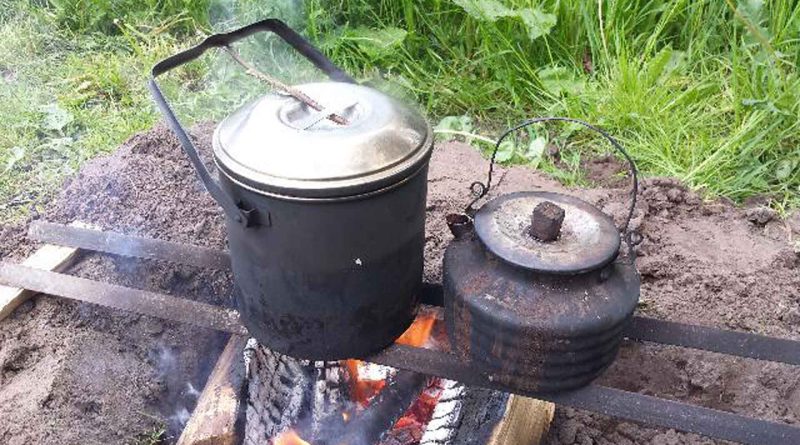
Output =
[{"x1": 530, "y1": 201, "x2": 565, "y2": 242}]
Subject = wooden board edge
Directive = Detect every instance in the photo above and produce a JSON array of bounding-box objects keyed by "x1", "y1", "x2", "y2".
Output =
[
  {"x1": 0, "y1": 243, "x2": 79, "y2": 320},
  {"x1": 487, "y1": 395, "x2": 556, "y2": 445},
  {"x1": 178, "y1": 335, "x2": 248, "y2": 445}
]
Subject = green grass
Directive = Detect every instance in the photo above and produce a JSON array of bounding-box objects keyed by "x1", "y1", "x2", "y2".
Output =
[
  {"x1": 305, "y1": 0, "x2": 800, "y2": 209},
  {"x1": 1, "y1": 0, "x2": 799, "y2": 224},
  {"x1": 0, "y1": 0, "x2": 320, "y2": 223},
  {"x1": 0, "y1": 2, "x2": 205, "y2": 221}
]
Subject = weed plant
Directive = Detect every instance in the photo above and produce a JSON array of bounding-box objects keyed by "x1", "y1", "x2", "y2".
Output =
[
  {"x1": 306, "y1": 0, "x2": 800, "y2": 209},
  {"x1": 1, "y1": 0, "x2": 798, "y2": 224},
  {"x1": 0, "y1": 0, "x2": 291, "y2": 221}
]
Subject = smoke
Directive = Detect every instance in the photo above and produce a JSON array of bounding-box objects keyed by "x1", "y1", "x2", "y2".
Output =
[
  {"x1": 167, "y1": 0, "x2": 327, "y2": 126},
  {"x1": 185, "y1": 381, "x2": 202, "y2": 398},
  {"x1": 209, "y1": 0, "x2": 307, "y2": 32},
  {"x1": 149, "y1": 338, "x2": 227, "y2": 438},
  {"x1": 169, "y1": 406, "x2": 192, "y2": 433}
]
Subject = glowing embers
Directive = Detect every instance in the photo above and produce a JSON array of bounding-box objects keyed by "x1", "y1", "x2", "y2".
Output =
[
  {"x1": 345, "y1": 311, "x2": 438, "y2": 407},
  {"x1": 380, "y1": 379, "x2": 445, "y2": 445},
  {"x1": 270, "y1": 310, "x2": 444, "y2": 445},
  {"x1": 273, "y1": 429, "x2": 311, "y2": 445}
]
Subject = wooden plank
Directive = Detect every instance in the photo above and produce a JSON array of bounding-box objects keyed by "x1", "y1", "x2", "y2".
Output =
[
  {"x1": 0, "y1": 222, "x2": 91, "y2": 320},
  {"x1": 178, "y1": 335, "x2": 248, "y2": 445},
  {"x1": 487, "y1": 396, "x2": 555, "y2": 445}
]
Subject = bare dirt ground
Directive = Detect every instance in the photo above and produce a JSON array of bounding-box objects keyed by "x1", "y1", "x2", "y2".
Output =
[{"x1": 1, "y1": 125, "x2": 799, "y2": 444}]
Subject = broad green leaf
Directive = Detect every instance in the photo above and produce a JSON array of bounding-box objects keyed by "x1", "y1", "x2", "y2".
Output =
[
  {"x1": 346, "y1": 27, "x2": 407, "y2": 59},
  {"x1": 736, "y1": 0, "x2": 772, "y2": 50},
  {"x1": 524, "y1": 136, "x2": 547, "y2": 168},
  {"x1": 645, "y1": 47, "x2": 688, "y2": 87},
  {"x1": 40, "y1": 136, "x2": 74, "y2": 155},
  {"x1": 3, "y1": 146, "x2": 25, "y2": 174},
  {"x1": 741, "y1": 98, "x2": 783, "y2": 115},
  {"x1": 453, "y1": 0, "x2": 555, "y2": 40},
  {"x1": 517, "y1": 8, "x2": 556, "y2": 40},
  {"x1": 453, "y1": 0, "x2": 511, "y2": 21},
  {"x1": 434, "y1": 115, "x2": 475, "y2": 143},
  {"x1": 775, "y1": 159, "x2": 797, "y2": 181},
  {"x1": 494, "y1": 139, "x2": 516, "y2": 163},
  {"x1": 537, "y1": 66, "x2": 583, "y2": 96},
  {"x1": 40, "y1": 103, "x2": 73, "y2": 131},
  {"x1": 434, "y1": 115, "x2": 474, "y2": 133},
  {"x1": 738, "y1": 0, "x2": 767, "y2": 27},
  {"x1": 645, "y1": 47, "x2": 673, "y2": 85}
]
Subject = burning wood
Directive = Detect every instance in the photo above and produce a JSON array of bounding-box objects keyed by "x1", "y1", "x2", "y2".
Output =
[
  {"x1": 245, "y1": 310, "x2": 452, "y2": 445},
  {"x1": 273, "y1": 430, "x2": 311, "y2": 445},
  {"x1": 345, "y1": 311, "x2": 438, "y2": 408},
  {"x1": 238, "y1": 304, "x2": 554, "y2": 445},
  {"x1": 380, "y1": 379, "x2": 446, "y2": 445}
]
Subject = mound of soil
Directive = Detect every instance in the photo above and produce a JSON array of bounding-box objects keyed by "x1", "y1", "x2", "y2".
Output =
[
  {"x1": 0, "y1": 124, "x2": 230, "y2": 444},
  {"x1": 1, "y1": 124, "x2": 798, "y2": 444}
]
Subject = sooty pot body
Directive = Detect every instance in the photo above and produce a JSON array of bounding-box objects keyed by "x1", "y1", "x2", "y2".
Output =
[
  {"x1": 150, "y1": 21, "x2": 434, "y2": 361},
  {"x1": 213, "y1": 82, "x2": 433, "y2": 360},
  {"x1": 443, "y1": 191, "x2": 640, "y2": 393},
  {"x1": 223, "y1": 166, "x2": 428, "y2": 360}
]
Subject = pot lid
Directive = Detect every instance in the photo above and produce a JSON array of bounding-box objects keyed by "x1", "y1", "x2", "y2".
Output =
[
  {"x1": 473, "y1": 191, "x2": 620, "y2": 274},
  {"x1": 213, "y1": 82, "x2": 432, "y2": 199}
]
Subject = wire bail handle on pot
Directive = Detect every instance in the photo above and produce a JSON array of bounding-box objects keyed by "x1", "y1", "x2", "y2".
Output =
[
  {"x1": 463, "y1": 117, "x2": 639, "y2": 259},
  {"x1": 148, "y1": 19, "x2": 356, "y2": 227}
]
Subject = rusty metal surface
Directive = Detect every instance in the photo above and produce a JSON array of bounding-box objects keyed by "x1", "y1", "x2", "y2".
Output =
[
  {"x1": 29, "y1": 221, "x2": 231, "y2": 270},
  {"x1": 529, "y1": 200, "x2": 565, "y2": 242},
  {"x1": 0, "y1": 262, "x2": 247, "y2": 336},
  {"x1": 473, "y1": 191, "x2": 621, "y2": 274},
  {"x1": 442, "y1": 232, "x2": 640, "y2": 392},
  {"x1": 628, "y1": 316, "x2": 800, "y2": 366}
]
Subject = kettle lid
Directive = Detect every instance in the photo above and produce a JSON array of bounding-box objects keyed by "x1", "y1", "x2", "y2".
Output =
[
  {"x1": 473, "y1": 191, "x2": 621, "y2": 274},
  {"x1": 213, "y1": 82, "x2": 432, "y2": 199}
]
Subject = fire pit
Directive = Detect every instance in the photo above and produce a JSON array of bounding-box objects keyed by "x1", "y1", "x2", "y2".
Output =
[
  {"x1": 242, "y1": 309, "x2": 553, "y2": 445},
  {"x1": 0, "y1": 136, "x2": 798, "y2": 443},
  {"x1": 2, "y1": 18, "x2": 800, "y2": 445}
]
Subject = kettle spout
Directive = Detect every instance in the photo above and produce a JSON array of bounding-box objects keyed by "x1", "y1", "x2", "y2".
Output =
[{"x1": 446, "y1": 213, "x2": 473, "y2": 240}]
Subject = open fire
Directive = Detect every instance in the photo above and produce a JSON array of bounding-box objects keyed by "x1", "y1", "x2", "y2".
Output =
[
  {"x1": 271, "y1": 311, "x2": 441, "y2": 445},
  {"x1": 273, "y1": 430, "x2": 311, "y2": 445}
]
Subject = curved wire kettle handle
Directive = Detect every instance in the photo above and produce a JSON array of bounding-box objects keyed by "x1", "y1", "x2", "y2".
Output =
[
  {"x1": 148, "y1": 18, "x2": 356, "y2": 227},
  {"x1": 466, "y1": 117, "x2": 639, "y2": 250}
]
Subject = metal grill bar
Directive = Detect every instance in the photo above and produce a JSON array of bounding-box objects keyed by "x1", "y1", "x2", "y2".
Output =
[
  {"x1": 26, "y1": 222, "x2": 800, "y2": 367},
  {"x1": 367, "y1": 345, "x2": 800, "y2": 445},
  {"x1": 0, "y1": 262, "x2": 246, "y2": 336},
  {"x1": 627, "y1": 316, "x2": 800, "y2": 366},
  {"x1": 2, "y1": 262, "x2": 800, "y2": 444},
  {"x1": 28, "y1": 221, "x2": 230, "y2": 270},
  {"x1": 25, "y1": 222, "x2": 800, "y2": 366}
]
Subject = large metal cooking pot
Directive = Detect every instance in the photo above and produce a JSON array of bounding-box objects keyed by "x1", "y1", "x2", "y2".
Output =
[{"x1": 148, "y1": 19, "x2": 433, "y2": 360}]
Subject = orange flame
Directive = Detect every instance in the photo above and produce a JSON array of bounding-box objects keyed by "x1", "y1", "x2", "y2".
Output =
[
  {"x1": 395, "y1": 313, "x2": 437, "y2": 347},
  {"x1": 345, "y1": 358, "x2": 386, "y2": 407},
  {"x1": 272, "y1": 430, "x2": 310, "y2": 445},
  {"x1": 344, "y1": 313, "x2": 437, "y2": 407}
]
